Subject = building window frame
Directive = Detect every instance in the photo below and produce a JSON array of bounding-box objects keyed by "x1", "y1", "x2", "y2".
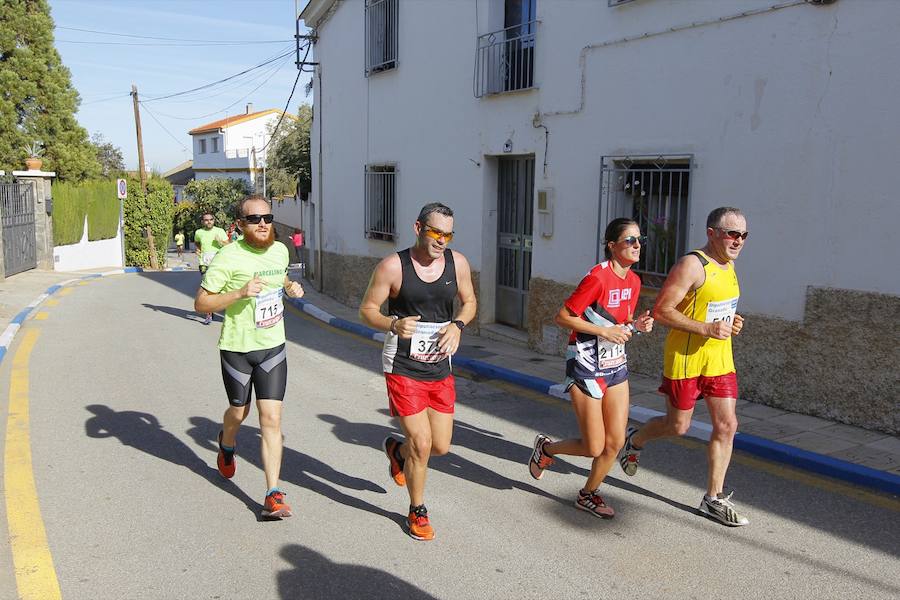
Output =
[
  {"x1": 598, "y1": 154, "x2": 692, "y2": 288},
  {"x1": 211, "y1": 137, "x2": 219, "y2": 153},
  {"x1": 365, "y1": 0, "x2": 398, "y2": 76},
  {"x1": 199, "y1": 139, "x2": 207, "y2": 154},
  {"x1": 364, "y1": 164, "x2": 396, "y2": 241}
]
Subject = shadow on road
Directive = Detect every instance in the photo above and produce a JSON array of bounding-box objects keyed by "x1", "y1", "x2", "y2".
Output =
[
  {"x1": 185, "y1": 416, "x2": 405, "y2": 531},
  {"x1": 84, "y1": 404, "x2": 259, "y2": 518},
  {"x1": 277, "y1": 544, "x2": 438, "y2": 600},
  {"x1": 141, "y1": 302, "x2": 218, "y2": 323}
]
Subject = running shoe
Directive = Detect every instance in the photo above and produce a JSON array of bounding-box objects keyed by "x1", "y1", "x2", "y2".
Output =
[
  {"x1": 698, "y1": 492, "x2": 749, "y2": 527},
  {"x1": 383, "y1": 436, "x2": 406, "y2": 486},
  {"x1": 407, "y1": 505, "x2": 435, "y2": 541},
  {"x1": 619, "y1": 426, "x2": 641, "y2": 476},
  {"x1": 575, "y1": 488, "x2": 615, "y2": 519},
  {"x1": 203, "y1": 313, "x2": 212, "y2": 325},
  {"x1": 528, "y1": 434, "x2": 554, "y2": 480},
  {"x1": 217, "y1": 431, "x2": 236, "y2": 479},
  {"x1": 261, "y1": 490, "x2": 293, "y2": 519}
]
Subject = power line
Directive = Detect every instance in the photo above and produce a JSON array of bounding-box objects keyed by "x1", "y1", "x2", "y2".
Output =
[
  {"x1": 56, "y1": 25, "x2": 293, "y2": 44},
  {"x1": 139, "y1": 101, "x2": 191, "y2": 153},
  {"x1": 142, "y1": 47, "x2": 301, "y2": 103},
  {"x1": 259, "y1": 43, "x2": 312, "y2": 153},
  {"x1": 80, "y1": 92, "x2": 132, "y2": 106},
  {"x1": 57, "y1": 39, "x2": 293, "y2": 47}
]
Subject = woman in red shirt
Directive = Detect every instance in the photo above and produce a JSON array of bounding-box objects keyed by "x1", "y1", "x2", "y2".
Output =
[{"x1": 528, "y1": 218, "x2": 654, "y2": 518}]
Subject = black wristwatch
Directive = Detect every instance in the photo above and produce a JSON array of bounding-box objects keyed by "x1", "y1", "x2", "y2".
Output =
[{"x1": 453, "y1": 320, "x2": 466, "y2": 331}]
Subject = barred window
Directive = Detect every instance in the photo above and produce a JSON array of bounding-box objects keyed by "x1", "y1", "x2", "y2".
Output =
[
  {"x1": 608, "y1": 0, "x2": 637, "y2": 6},
  {"x1": 364, "y1": 165, "x2": 396, "y2": 241},
  {"x1": 365, "y1": 0, "x2": 398, "y2": 76},
  {"x1": 599, "y1": 155, "x2": 692, "y2": 288}
]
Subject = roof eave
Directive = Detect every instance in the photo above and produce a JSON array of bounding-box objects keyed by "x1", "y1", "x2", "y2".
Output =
[{"x1": 299, "y1": 0, "x2": 338, "y2": 28}]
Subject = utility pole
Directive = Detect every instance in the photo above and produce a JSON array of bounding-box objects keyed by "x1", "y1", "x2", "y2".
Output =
[{"x1": 130, "y1": 84, "x2": 159, "y2": 270}]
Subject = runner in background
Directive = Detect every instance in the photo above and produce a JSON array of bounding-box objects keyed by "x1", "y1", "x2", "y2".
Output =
[{"x1": 194, "y1": 213, "x2": 229, "y2": 325}]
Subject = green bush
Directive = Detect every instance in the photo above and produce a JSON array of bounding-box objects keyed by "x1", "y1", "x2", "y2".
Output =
[
  {"x1": 123, "y1": 177, "x2": 174, "y2": 267},
  {"x1": 172, "y1": 201, "x2": 197, "y2": 241},
  {"x1": 183, "y1": 177, "x2": 249, "y2": 229},
  {"x1": 52, "y1": 180, "x2": 120, "y2": 245}
]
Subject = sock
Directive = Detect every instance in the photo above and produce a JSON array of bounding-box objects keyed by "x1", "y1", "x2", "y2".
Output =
[
  {"x1": 409, "y1": 504, "x2": 426, "y2": 513},
  {"x1": 267, "y1": 487, "x2": 283, "y2": 496},
  {"x1": 220, "y1": 442, "x2": 235, "y2": 454}
]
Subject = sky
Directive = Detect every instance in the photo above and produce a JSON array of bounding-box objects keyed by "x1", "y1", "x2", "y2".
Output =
[{"x1": 49, "y1": 0, "x2": 314, "y2": 172}]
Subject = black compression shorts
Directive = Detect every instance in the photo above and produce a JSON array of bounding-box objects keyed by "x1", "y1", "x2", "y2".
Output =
[{"x1": 219, "y1": 343, "x2": 287, "y2": 406}]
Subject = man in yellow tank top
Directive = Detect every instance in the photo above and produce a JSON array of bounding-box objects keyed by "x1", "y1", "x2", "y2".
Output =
[{"x1": 619, "y1": 207, "x2": 751, "y2": 527}]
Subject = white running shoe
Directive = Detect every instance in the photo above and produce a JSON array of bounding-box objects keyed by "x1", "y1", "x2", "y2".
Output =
[{"x1": 699, "y1": 492, "x2": 750, "y2": 527}]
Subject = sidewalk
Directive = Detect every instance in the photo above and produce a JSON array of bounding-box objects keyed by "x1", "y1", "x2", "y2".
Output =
[{"x1": 292, "y1": 282, "x2": 900, "y2": 492}]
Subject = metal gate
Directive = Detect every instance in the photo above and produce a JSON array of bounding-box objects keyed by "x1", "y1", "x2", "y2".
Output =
[
  {"x1": 496, "y1": 156, "x2": 534, "y2": 329},
  {"x1": 1, "y1": 182, "x2": 37, "y2": 277}
]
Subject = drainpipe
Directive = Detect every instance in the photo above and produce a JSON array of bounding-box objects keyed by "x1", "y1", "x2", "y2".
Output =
[{"x1": 316, "y1": 64, "x2": 324, "y2": 292}]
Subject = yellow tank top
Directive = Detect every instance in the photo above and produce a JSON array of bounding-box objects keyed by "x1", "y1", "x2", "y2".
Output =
[{"x1": 663, "y1": 250, "x2": 740, "y2": 379}]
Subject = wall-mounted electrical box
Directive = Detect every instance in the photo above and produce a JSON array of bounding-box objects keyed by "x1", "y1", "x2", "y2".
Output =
[{"x1": 537, "y1": 188, "x2": 553, "y2": 238}]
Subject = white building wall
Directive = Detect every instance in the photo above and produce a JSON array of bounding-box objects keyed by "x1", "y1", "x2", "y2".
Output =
[
  {"x1": 308, "y1": 0, "x2": 900, "y2": 322},
  {"x1": 53, "y1": 217, "x2": 124, "y2": 272}
]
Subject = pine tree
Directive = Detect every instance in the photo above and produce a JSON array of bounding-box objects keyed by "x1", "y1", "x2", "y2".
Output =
[{"x1": 0, "y1": 0, "x2": 101, "y2": 180}]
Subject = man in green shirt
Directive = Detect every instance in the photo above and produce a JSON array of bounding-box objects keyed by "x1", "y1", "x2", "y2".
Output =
[
  {"x1": 194, "y1": 195, "x2": 304, "y2": 519},
  {"x1": 194, "y1": 213, "x2": 230, "y2": 324}
]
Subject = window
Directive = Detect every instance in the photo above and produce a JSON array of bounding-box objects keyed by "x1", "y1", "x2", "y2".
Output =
[
  {"x1": 609, "y1": 0, "x2": 638, "y2": 6},
  {"x1": 365, "y1": 0, "x2": 398, "y2": 75},
  {"x1": 599, "y1": 155, "x2": 692, "y2": 287},
  {"x1": 211, "y1": 137, "x2": 219, "y2": 153},
  {"x1": 364, "y1": 165, "x2": 396, "y2": 241},
  {"x1": 199, "y1": 139, "x2": 207, "y2": 154},
  {"x1": 475, "y1": 0, "x2": 537, "y2": 97}
]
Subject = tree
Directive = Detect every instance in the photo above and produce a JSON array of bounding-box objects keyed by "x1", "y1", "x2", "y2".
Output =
[
  {"x1": 90, "y1": 133, "x2": 125, "y2": 178},
  {"x1": 0, "y1": 0, "x2": 101, "y2": 180},
  {"x1": 266, "y1": 103, "x2": 312, "y2": 199},
  {"x1": 123, "y1": 177, "x2": 174, "y2": 267},
  {"x1": 182, "y1": 177, "x2": 249, "y2": 230}
]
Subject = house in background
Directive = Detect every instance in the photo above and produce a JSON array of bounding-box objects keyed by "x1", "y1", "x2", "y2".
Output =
[
  {"x1": 300, "y1": 0, "x2": 900, "y2": 434},
  {"x1": 188, "y1": 104, "x2": 294, "y2": 194},
  {"x1": 162, "y1": 159, "x2": 194, "y2": 203}
]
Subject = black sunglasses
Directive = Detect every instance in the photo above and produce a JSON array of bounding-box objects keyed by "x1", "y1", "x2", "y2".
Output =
[
  {"x1": 716, "y1": 228, "x2": 749, "y2": 241},
  {"x1": 242, "y1": 213, "x2": 274, "y2": 224},
  {"x1": 619, "y1": 235, "x2": 648, "y2": 246}
]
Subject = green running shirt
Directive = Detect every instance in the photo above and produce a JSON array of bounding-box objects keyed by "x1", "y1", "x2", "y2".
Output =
[
  {"x1": 194, "y1": 227, "x2": 228, "y2": 265},
  {"x1": 201, "y1": 240, "x2": 290, "y2": 352}
]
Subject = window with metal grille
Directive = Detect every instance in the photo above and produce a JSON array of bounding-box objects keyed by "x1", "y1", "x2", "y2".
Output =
[
  {"x1": 599, "y1": 155, "x2": 692, "y2": 288},
  {"x1": 474, "y1": 0, "x2": 537, "y2": 97},
  {"x1": 365, "y1": 0, "x2": 398, "y2": 76},
  {"x1": 364, "y1": 165, "x2": 396, "y2": 241},
  {"x1": 608, "y1": 0, "x2": 638, "y2": 6}
]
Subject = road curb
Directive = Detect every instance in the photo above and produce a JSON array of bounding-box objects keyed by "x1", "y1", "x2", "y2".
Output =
[{"x1": 287, "y1": 297, "x2": 900, "y2": 496}]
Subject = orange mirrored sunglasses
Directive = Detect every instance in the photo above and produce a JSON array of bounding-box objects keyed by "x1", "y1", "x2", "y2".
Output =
[{"x1": 422, "y1": 225, "x2": 454, "y2": 243}]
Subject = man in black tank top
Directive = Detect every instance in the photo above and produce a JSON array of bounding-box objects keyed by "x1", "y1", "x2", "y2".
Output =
[{"x1": 360, "y1": 202, "x2": 477, "y2": 541}]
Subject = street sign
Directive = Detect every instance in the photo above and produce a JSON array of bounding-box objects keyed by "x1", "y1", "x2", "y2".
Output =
[{"x1": 117, "y1": 178, "x2": 127, "y2": 199}]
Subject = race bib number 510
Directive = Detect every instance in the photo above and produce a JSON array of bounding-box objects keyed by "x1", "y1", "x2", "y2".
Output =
[
  {"x1": 409, "y1": 321, "x2": 450, "y2": 363},
  {"x1": 705, "y1": 297, "x2": 739, "y2": 324},
  {"x1": 255, "y1": 288, "x2": 284, "y2": 328}
]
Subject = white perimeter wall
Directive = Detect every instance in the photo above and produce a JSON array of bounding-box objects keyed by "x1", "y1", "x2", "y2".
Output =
[
  {"x1": 53, "y1": 216, "x2": 124, "y2": 272},
  {"x1": 309, "y1": 0, "x2": 900, "y2": 321}
]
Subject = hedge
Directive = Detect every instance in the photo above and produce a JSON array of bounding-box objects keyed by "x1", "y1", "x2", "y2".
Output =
[
  {"x1": 52, "y1": 180, "x2": 119, "y2": 245},
  {"x1": 123, "y1": 177, "x2": 174, "y2": 267}
]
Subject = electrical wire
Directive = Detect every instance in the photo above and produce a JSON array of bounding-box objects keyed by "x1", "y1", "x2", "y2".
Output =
[
  {"x1": 139, "y1": 101, "x2": 191, "y2": 153},
  {"x1": 259, "y1": 42, "x2": 311, "y2": 153},
  {"x1": 142, "y1": 47, "x2": 299, "y2": 103},
  {"x1": 57, "y1": 39, "x2": 293, "y2": 47},
  {"x1": 56, "y1": 25, "x2": 293, "y2": 44}
]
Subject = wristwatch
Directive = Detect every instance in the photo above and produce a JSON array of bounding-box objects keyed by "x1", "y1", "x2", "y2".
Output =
[{"x1": 453, "y1": 320, "x2": 466, "y2": 331}]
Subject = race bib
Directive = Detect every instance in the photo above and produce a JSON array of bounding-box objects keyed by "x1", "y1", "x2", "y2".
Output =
[
  {"x1": 596, "y1": 338, "x2": 626, "y2": 370},
  {"x1": 705, "y1": 297, "x2": 739, "y2": 324},
  {"x1": 409, "y1": 321, "x2": 450, "y2": 363},
  {"x1": 254, "y1": 288, "x2": 284, "y2": 328},
  {"x1": 201, "y1": 251, "x2": 217, "y2": 266}
]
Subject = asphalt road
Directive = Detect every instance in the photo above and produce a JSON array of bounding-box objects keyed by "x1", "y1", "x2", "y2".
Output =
[{"x1": 1, "y1": 271, "x2": 898, "y2": 600}]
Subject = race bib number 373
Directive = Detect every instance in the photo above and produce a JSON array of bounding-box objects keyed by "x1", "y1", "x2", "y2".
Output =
[
  {"x1": 255, "y1": 288, "x2": 284, "y2": 328},
  {"x1": 409, "y1": 321, "x2": 450, "y2": 363}
]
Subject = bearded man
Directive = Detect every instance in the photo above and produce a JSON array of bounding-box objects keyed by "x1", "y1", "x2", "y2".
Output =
[{"x1": 194, "y1": 195, "x2": 304, "y2": 519}]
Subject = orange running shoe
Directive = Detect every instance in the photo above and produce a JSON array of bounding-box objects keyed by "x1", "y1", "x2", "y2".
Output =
[
  {"x1": 261, "y1": 490, "x2": 293, "y2": 519},
  {"x1": 407, "y1": 505, "x2": 434, "y2": 541},
  {"x1": 217, "y1": 431, "x2": 236, "y2": 479},
  {"x1": 383, "y1": 436, "x2": 406, "y2": 486}
]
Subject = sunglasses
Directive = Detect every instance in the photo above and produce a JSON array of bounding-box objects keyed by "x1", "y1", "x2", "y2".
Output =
[
  {"x1": 242, "y1": 213, "x2": 274, "y2": 224},
  {"x1": 716, "y1": 228, "x2": 749, "y2": 241},
  {"x1": 422, "y1": 224, "x2": 454, "y2": 243},
  {"x1": 619, "y1": 235, "x2": 648, "y2": 246}
]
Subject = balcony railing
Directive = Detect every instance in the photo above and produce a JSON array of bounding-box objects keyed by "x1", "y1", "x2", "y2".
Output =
[{"x1": 474, "y1": 20, "x2": 537, "y2": 98}]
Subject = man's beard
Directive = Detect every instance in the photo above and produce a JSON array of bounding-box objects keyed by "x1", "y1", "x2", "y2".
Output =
[{"x1": 244, "y1": 227, "x2": 275, "y2": 249}]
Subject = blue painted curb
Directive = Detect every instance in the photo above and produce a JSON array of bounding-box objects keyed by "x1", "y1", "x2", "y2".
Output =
[{"x1": 288, "y1": 297, "x2": 900, "y2": 497}]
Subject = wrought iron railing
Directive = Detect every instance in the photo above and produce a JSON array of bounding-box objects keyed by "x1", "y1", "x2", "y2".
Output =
[
  {"x1": 365, "y1": 0, "x2": 398, "y2": 75},
  {"x1": 474, "y1": 20, "x2": 537, "y2": 98}
]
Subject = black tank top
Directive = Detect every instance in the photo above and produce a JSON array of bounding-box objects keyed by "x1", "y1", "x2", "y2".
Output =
[{"x1": 382, "y1": 249, "x2": 457, "y2": 380}]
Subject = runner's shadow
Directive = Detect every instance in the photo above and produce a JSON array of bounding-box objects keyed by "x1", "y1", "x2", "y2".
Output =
[
  {"x1": 141, "y1": 303, "x2": 216, "y2": 323},
  {"x1": 83, "y1": 405, "x2": 259, "y2": 517},
  {"x1": 186, "y1": 417, "x2": 405, "y2": 530},
  {"x1": 278, "y1": 544, "x2": 439, "y2": 600},
  {"x1": 319, "y1": 413, "x2": 568, "y2": 505}
]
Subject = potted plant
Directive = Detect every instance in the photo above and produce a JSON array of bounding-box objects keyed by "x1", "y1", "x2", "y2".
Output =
[{"x1": 24, "y1": 141, "x2": 44, "y2": 171}]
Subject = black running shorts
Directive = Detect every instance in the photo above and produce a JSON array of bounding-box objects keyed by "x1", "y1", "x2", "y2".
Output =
[{"x1": 219, "y1": 344, "x2": 287, "y2": 406}]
